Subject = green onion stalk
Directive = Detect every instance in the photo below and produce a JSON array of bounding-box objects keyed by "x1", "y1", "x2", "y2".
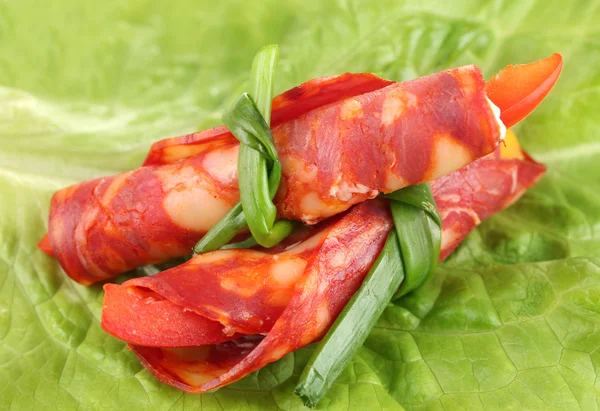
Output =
[
  {"x1": 295, "y1": 184, "x2": 442, "y2": 407},
  {"x1": 193, "y1": 45, "x2": 293, "y2": 253}
]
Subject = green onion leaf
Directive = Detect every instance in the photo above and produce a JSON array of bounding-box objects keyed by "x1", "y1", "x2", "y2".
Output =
[
  {"x1": 385, "y1": 183, "x2": 442, "y2": 226},
  {"x1": 236, "y1": 143, "x2": 277, "y2": 237},
  {"x1": 192, "y1": 203, "x2": 247, "y2": 254},
  {"x1": 222, "y1": 93, "x2": 279, "y2": 162},
  {"x1": 226, "y1": 45, "x2": 293, "y2": 248},
  {"x1": 295, "y1": 231, "x2": 405, "y2": 407},
  {"x1": 193, "y1": 44, "x2": 293, "y2": 253},
  {"x1": 295, "y1": 183, "x2": 442, "y2": 407},
  {"x1": 250, "y1": 44, "x2": 278, "y2": 124},
  {"x1": 220, "y1": 235, "x2": 258, "y2": 250},
  {"x1": 385, "y1": 183, "x2": 442, "y2": 298}
]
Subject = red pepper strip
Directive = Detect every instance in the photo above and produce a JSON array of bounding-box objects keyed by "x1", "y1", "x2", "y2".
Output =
[
  {"x1": 142, "y1": 73, "x2": 392, "y2": 166},
  {"x1": 37, "y1": 233, "x2": 54, "y2": 256},
  {"x1": 486, "y1": 53, "x2": 563, "y2": 128},
  {"x1": 102, "y1": 284, "x2": 235, "y2": 347},
  {"x1": 102, "y1": 140, "x2": 546, "y2": 393}
]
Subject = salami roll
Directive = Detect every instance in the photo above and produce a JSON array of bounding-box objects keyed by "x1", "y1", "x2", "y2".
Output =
[
  {"x1": 41, "y1": 68, "x2": 504, "y2": 284},
  {"x1": 101, "y1": 144, "x2": 545, "y2": 393}
]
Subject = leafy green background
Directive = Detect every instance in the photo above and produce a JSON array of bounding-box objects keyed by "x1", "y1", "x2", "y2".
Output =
[{"x1": 1, "y1": 0, "x2": 599, "y2": 409}]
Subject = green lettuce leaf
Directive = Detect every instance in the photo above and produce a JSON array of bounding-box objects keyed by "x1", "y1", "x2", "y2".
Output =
[{"x1": 1, "y1": 0, "x2": 599, "y2": 409}]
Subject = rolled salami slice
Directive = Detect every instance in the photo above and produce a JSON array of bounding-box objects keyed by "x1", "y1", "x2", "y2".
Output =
[{"x1": 42, "y1": 67, "x2": 503, "y2": 284}]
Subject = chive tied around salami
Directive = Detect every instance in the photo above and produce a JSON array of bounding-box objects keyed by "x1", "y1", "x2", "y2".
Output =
[
  {"x1": 225, "y1": 94, "x2": 295, "y2": 247},
  {"x1": 295, "y1": 184, "x2": 441, "y2": 407},
  {"x1": 193, "y1": 45, "x2": 293, "y2": 253},
  {"x1": 385, "y1": 183, "x2": 442, "y2": 299}
]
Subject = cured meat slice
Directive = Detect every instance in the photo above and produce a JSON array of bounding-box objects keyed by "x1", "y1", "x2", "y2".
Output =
[
  {"x1": 102, "y1": 142, "x2": 545, "y2": 393},
  {"x1": 104, "y1": 200, "x2": 393, "y2": 392},
  {"x1": 42, "y1": 67, "x2": 502, "y2": 284},
  {"x1": 46, "y1": 151, "x2": 241, "y2": 285}
]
